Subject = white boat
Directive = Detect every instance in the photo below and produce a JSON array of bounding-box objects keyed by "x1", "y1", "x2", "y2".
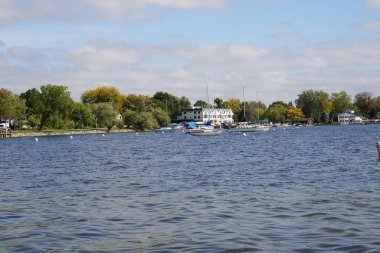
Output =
[
  {"x1": 189, "y1": 125, "x2": 222, "y2": 136},
  {"x1": 154, "y1": 126, "x2": 175, "y2": 133},
  {"x1": 229, "y1": 122, "x2": 270, "y2": 132}
]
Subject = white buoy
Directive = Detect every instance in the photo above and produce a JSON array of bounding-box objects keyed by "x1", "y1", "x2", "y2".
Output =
[
  {"x1": 35, "y1": 138, "x2": 39, "y2": 142},
  {"x1": 243, "y1": 133, "x2": 246, "y2": 136},
  {"x1": 162, "y1": 131, "x2": 165, "y2": 134},
  {"x1": 136, "y1": 132, "x2": 138, "y2": 135},
  {"x1": 70, "y1": 136, "x2": 73, "y2": 139},
  {"x1": 102, "y1": 134, "x2": 105, "y2": 137}
]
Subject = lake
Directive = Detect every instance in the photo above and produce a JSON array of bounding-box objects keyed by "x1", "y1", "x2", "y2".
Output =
[{"x1": 1, "y1": 125, "x2": 380, "y2": 252}]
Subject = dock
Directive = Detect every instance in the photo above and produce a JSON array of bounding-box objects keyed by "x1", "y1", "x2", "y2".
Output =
[{"x1": 0, "y1": 129, "x2": 12, "y2": 138}]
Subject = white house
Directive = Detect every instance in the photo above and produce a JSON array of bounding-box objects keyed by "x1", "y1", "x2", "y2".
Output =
[
  {"x1": 175, "y1": 108, "x2": 234, "y2": 125},
  {"x1": 337, "y1": 109, "x2": 363, "y2": 124}
]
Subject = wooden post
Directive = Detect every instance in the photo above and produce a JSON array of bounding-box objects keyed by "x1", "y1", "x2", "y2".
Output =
[{"x1": 377, "y1": 142, "x2": 380, "y2": 160}]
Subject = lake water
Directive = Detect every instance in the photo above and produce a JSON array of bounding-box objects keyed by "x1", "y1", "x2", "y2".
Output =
[{"x1": 1, "y1": 125, "x2": 380, "y2": 252}]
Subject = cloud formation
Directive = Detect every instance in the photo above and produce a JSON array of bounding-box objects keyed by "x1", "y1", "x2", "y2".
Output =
[
  {"x1": 1, "y1": 38, "x2": 379, "y2": 105},
  {"x1": 367, "y1": 0, "x2": 380, "y2": 9},
  {"x1": 0, "y1": 0, "x2": 227, "y2": 23}
]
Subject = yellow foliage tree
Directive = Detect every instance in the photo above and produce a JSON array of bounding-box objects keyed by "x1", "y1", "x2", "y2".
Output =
[
  {"x1": 81, "y1": 86, "x2": 123, "y2": 112},
  {"x1": 286, "y1": 107, "x2": 305, "y2": 121}
]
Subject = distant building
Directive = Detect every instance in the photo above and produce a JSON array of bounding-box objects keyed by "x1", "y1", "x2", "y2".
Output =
[
  {"x1": 337, "y1": 109, "x2": 363, "y2": 124},
  {"x1": 175, "y1": 108, "x2": 234, "y2": 125}
]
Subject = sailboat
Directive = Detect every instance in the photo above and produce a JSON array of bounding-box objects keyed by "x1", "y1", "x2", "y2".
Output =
[
  {"x1": 229, "y1": 88, "x2": 270, "y2": 132},
  {"x1": 189, "y1": 85, "x2": 222, "y2": 136},
  {"x1": 155, "y1": 98, "x2": 175, "y2": 133}
]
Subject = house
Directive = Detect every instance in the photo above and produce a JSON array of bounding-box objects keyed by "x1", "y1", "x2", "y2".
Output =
[
  {"x1": 337, "y1": 109, "x2": 363, "y2": 124},
  {"x1": 175, "y1": 108, "x2": 234, "y2": 125}
]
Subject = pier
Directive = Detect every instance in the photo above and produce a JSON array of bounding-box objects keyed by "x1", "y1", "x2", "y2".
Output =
[{"x1": 0, "y1": 129, "x2": 12, "y2": 138}]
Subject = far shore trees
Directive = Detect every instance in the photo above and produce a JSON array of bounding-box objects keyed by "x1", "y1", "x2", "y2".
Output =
[
  {"x1": 21, "y1": 85, "x2": 74, "y2": 131},
  {"x1": 0, "y1": 89, "x2": 26, "y2": 126},
  {"x1": 91, "y1": 103, "x2": 120, "y2": 132}
]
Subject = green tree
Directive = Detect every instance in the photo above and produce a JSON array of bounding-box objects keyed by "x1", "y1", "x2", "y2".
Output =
[
  {"x1": 91, "y1": 103, "x2": 120, "y2": 132},
  {"x1": 223, "y1": 98, "x2": 241, "y2": 122},
  {"x1": 152, "y1": 91, "x2": 192, "y2": 117},
  {"x1": 244, "y1": 101, "x2": 267, "y2": 122},
  {"x1": 21, "y1": 85, "x2": 74, "y2": 131},
  {"x1": 264, "y1": 101, "x2": 288, "y2": 123},
  {"x1": 194, "y1": 100, "x2": 209, "y2": 108},
  {"x1": 0, "y1": 89, "x2": 26, "y2": 126},
  {"x1": 71, "y1": 102, "x2": 95, "y2": 128},
  {"x1": 330, "y1": 91, "x2": 352, "y2": 121},
  {"x1": 354, "y1": 92, "x2": 376, "y2": 118},
  {"x1": 296, "y1": 90, "x2": 331, "y2": 122},
  {"x1": 214, "y1": 98, "x2": 224, "y2": 108},
  {"x1": 122, "y1": 94, "x2": 155, "y2": 112},
  {"x1": 82, "y1": 86, "x2": 124, "y2": 112},
  {"x1": 123, "y1": 110, "x2": 158, "y2": 130}
]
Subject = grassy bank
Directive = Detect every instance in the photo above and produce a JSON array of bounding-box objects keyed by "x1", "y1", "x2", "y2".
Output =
[{"x1": 11, "y1": 128, "x2": 135, "y2": 138}]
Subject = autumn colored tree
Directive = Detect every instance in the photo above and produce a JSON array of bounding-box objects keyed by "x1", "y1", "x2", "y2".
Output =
[
  {"x1": 354, "y1": 92, "x2": 376, "y2": 118},
  {"x1": 81, "y1": 86, "x2": 123, "y2": 112},
  {"x1": 286, "y1": 107, "x2": 305, "y2": 122}
]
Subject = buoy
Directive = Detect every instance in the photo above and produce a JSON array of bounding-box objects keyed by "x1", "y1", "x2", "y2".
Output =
[
  {"x1": 243, "y1": 133, "x2": 246, "y2": 136},
  {"x1": 70, "y1": 136, "x2": 73, "y2": 139},
  {"x1": 136, "y1": 133, "x2": 138, "y2": 135},
  {"x1": 35, "y1": 138, "x2": 39, "y2": 142},
  {"x1": 102, "y1": 134, "x2": 105, "y2": 137},
  {"x1": 377, "y1": 142, "x2": 380, "y2": 160},
  {"x1": 162, "y1": 132, "x2": 164, "y2": 134}
]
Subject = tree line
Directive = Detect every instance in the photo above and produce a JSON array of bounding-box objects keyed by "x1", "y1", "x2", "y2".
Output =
[{"x1": 1, "y1": 85, "x2": 380, "y2": 131}]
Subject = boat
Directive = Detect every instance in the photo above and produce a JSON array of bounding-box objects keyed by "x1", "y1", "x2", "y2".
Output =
[
  {"x1": 154, "y1": 125, "x2": 175, "y2": 133},
  {"x1": 189, "y1": 123, "x2": 222, "y2": 136},
  {"x1": 228, "y1": 122, "x2": 270, "y2": 132},
  {"x1": 228, "y1": 87, "x2": 270, "y2": 132}
]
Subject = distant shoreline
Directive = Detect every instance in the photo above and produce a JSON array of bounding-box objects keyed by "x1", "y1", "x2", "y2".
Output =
[{"x1": 11, "y1": 129, "x2": 135, "y2": 138}]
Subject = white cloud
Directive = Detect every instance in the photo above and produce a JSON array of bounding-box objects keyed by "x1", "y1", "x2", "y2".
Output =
[
  {"x1": 360, "y1": 21, "x2": 380, "y2": 32},
  {"x1": 0, "y1": 0, "x2": 227, "y2": 23},
  {"x1": 367, "y1": 0, "x2": 380, "y2": 10},
  {"x1": 1, "y1": 39, "x2": 380, "y2": 105}
]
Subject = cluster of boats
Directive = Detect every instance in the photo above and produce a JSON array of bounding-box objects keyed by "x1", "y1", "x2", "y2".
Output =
[{"x1": 155, "y1": 121, "x2": 271, "y2": 136}]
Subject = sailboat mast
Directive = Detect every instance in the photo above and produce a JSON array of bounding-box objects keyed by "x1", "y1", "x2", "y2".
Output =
[
  {"x1": 243, "y1": 86, "x2": 246, "y2": 122},
  {"x1": 165, "y1": 98, "x2": 169, "y2": 125},
  {"x1": 256, "y1": 90, "x2": 259, "y2": 121}
]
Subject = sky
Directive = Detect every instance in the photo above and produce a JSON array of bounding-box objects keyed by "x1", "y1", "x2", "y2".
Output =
[{"x1": 1, "y1": 0, "x2": 380, "y2": 105}]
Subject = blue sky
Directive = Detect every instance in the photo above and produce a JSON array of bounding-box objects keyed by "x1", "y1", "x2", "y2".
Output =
[{"x1": 1, "y1": 0, "x2": 380, "y2": 105}]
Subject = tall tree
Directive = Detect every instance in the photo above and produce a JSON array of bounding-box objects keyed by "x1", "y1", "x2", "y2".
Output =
[
  {"x1": 296, "y1": 90, "x2": 331, "y2": 121},
  {"x1": 264, "y1": 101, "x2": 288, "y2": 123},
  {"x1": 81, "y1": 86, "x2": 123, "y2": 112},
  {"x1": 286, "y1": 107, "x2": 305, "y2": 122},
  {"x1": 71, "y1": 102, "x2": 95, "y2": 129},
  {"x1": 214, "y1": 98, "x2": 224, "y2": 108},
  {"x1": 152, "y1": 91, "x2": 192, "y2": 117},
  {"x1": 245, "y1": 101, "x2": 267, "y2": 121},
  {"x1": 0, "y1": 89, "x2": 26, "y2": 123},
  {"x1": 354, "y1": 92, "x2": 375, "y2": 118},
  {"x1": 330, "y1": 91, "x2": 352, "y2": 120},
  {"x1": 223, "y1": 98, "x2": 241, "y2": 122},
  {"x1": 91, "y1": 103, "x2": 120, "y2": 132},
  {"x1": 22, "y1": 85, "x2": 73, "y2": 131},
  {"x1": 194, "y1": 100, "x2": 209, "y2": 108}
]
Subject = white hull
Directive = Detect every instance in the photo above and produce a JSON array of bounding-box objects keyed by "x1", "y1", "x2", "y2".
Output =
[
  {"x1": 190, "y1": 129, "x2": 222, "y2": 136},
  {"x1": 229, "y1": 125, "x2": 270, "y2": 132}
]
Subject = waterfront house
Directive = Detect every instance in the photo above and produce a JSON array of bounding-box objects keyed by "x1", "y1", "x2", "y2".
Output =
[
  {"x1": 175, "y1": 108, "x2": 234, "y2": 125},
  {"x1": 337, "y1": 109, "x2": 363, "y2": 124}
]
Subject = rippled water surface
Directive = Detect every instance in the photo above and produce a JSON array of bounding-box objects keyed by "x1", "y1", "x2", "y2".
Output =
[{"x1": 1, "y1": 125, "x2": 380, "y2": 252}]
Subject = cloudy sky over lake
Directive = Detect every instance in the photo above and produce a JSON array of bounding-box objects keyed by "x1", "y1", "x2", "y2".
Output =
[{"x1": 1, "y1": 0, "x2": 380, "y2": 104}]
